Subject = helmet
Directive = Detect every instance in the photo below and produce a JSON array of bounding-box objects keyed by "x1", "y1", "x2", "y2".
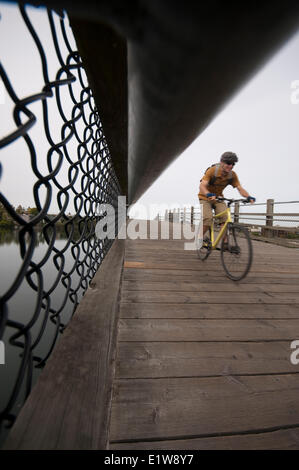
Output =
[{"x1": 220, "y1": 152, "x2": 238, "y2": 164}]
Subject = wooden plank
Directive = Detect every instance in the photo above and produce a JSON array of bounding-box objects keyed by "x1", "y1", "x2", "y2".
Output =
[
  {"x1": 124, "y1": 248, "x2": 299, "y2": 259},
  {"x1": 109, "y1": 375, "x2": 299, "y2": 442},
  {"x1": 124, "y1": 236, "x2": 298, "y2": 249},
  {"x1": 123, "y1": 269, "x2": 299, "y2": 285},
  {"x1": 122, "y1": 261, "x2": 299, "y2": 274},
  {"x1": 117, "y1": 319, "x2": 299, "y2": 342},
  {"x1": 121, "y1": 290, "x2": 299, "y2": 304},
  {"x1": 109, "y1": 427, "x2": 299, "y2": 449},
  {"x1": 115, "y1": 341, "x2": 297, "y2": 378},
  {"x1": 4, "y1": 238, "x2": 125, "y2": 450},
  {"x1": 123, "y1": 261, "x2": 299, "y2": 273},
  {"x1": 123, "y1": 267, "x2": 299, "y2": 278},
  {"x1": 124, "y1": 261, "x2": 145, "y2": 268},
  {"x1": 124, "y1": 247, "x2": 299, "y2": 260},
  {"x1": 125, "y1": 241, "x2": 299, "y2": 254},
  {"x1": 120, "y1": 303, "x2": 299, "y2": 319},
  {"x1": 122, "y1": 280, "x2": 299, "y2": 292},
  {"x1": 124, "y1": 249, "x2": 299, "y2": 262}
]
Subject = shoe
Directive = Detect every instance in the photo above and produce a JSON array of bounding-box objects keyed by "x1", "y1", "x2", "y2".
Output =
[{"x1": 202, "y1": 238, "x2": 211, "y2": 248}]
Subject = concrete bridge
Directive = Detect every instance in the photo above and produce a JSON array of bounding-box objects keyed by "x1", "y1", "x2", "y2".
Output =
[{"x1": 5, "y1": 222, "x2": 299, "y2": 449}]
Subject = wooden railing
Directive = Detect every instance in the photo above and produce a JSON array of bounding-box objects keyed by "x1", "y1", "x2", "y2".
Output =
[{"x1": 162, "y1": 199, "x2": 299, "y2": 239}]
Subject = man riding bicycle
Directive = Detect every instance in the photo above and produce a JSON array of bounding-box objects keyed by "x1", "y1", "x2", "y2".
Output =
[{"x1": 198, "y1": 152, "x2": 255, "y2": 242}]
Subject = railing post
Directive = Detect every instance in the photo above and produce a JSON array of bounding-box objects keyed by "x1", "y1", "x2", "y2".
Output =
[
  {"x1": 191, "y1": 206, "x2": 194, "y2": 225},
  {"x1": 266, "y1": 198, "x2": 274, "y2": 237},
  {"x1": 234, "y1": 201, "x2": 240, "y2": 223}
]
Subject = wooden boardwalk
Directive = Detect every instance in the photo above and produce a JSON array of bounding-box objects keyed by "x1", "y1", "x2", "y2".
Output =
[
  {"x1": 4, "y1": 222, "x2": 299, "y2": 450},
  {"x1": 109, "y1": 225, "x2": 299, "y2": 450}
]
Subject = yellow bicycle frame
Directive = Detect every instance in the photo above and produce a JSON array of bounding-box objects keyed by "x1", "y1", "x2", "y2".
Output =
[{"x1": 209, "y1": 206, "x2": 232, "y2": 249}]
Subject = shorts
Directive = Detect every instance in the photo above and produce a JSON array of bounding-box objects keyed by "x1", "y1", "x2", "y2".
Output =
[{"x1": 199, "y1": 199, "x2": 228, "y2": 227}]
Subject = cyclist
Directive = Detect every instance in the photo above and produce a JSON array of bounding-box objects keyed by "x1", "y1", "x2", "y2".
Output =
[{"x1": 198, "y1": 151, "x2": 255, "y2": 243}]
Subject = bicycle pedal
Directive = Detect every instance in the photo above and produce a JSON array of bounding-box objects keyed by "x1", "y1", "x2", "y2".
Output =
[{"x1": 202, "y1": 238, "x2": 211, "y2": 248}]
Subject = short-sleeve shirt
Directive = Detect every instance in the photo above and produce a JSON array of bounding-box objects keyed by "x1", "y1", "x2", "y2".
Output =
[{"x1": 198, "y1": 165, "x2": 240, "y2": 201}]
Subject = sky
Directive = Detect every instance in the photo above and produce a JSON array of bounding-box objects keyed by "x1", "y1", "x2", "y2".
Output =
[
  {"x1": 0, "y1": 3, "x2": 82, "y2": 216},
  {"x1": 1, "y1": 2, "x2": 299, "y2": 221}
]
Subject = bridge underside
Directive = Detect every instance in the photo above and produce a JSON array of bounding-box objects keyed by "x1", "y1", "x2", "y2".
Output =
[
  {"x1": 13, "y1": 0, "x2": 299, "y2": 202},
  {"x1": 68, "y1": 0, "x2": 299, "y2": 203}
]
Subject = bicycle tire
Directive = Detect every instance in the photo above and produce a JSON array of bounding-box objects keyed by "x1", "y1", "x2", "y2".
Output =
[{"x1": 220, "y1": 223, "x2": 253, "y2": 281}]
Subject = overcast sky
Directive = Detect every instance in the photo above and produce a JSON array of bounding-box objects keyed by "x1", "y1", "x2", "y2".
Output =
[
  {"x1": 1, "y1": 3, "x2": 299, "y2": 220},
  {"x1": 0, "y1": 3, "x2": 80, "y2": 216}
]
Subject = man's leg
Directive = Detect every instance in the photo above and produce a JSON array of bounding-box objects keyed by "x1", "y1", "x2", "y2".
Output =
[
  {"x1": 200, "y1": 200, "x2": 213, "y2": 238},
  {"x1": 215, "y1": 201, "x2": 228, "y2": 244}
]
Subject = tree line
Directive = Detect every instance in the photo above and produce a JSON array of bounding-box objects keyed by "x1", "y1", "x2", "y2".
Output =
[{"x1": 0, "y1": 203, "x2": 40, "y2": 228}]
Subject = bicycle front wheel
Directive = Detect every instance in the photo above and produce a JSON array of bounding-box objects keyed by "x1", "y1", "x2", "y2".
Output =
[{"x1": 220, "y1": 224, "x2": 253, "y2": 281}]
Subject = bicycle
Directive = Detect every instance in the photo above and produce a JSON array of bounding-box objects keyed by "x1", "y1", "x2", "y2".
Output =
[{"x1": 197, "y1": 197, "x2": 253, "y2": 281}]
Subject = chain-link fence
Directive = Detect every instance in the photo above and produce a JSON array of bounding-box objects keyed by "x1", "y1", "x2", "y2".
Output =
[{"x1": 0, "y1": 3, "x2": 121, "y2": 438}]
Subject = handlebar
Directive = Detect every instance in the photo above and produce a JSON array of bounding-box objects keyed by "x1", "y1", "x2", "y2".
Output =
[{"x1": 216, "y1": 197, "x2": 254, "y2": 206}]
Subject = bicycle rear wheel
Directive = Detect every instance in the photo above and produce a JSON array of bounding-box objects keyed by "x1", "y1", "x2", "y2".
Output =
[{"x1": 220, "y1": 224, "x2": 253, "y2": 280}]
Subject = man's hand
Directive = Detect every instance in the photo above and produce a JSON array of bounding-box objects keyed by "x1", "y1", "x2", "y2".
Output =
[
  {"x1": 206, "y1": 192, "x2": 216, "y2": 201},
  {"x1": 246, "y1": 196, "x2": 256, "y2": 204}
]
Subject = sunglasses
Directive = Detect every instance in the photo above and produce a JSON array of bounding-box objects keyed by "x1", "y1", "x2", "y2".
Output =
[{"x1": 223, "y1": 161, "x2": 235, "y2": 166}]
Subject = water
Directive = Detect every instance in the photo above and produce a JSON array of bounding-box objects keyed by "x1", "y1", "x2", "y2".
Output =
[{"x1": 0, "y1": 227, "x2": 90, "y2": 447}]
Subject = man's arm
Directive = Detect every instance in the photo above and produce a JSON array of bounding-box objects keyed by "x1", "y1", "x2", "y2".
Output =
[
  {"x1": 237, "y1": 185, "x2": 249, "y2": 198},
  {"x1": 237, "y1": 185, "x2": 255, "y2": 203},
  {"x1": 200, "y1": 180, "x2": 216, "y2": 200}
]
